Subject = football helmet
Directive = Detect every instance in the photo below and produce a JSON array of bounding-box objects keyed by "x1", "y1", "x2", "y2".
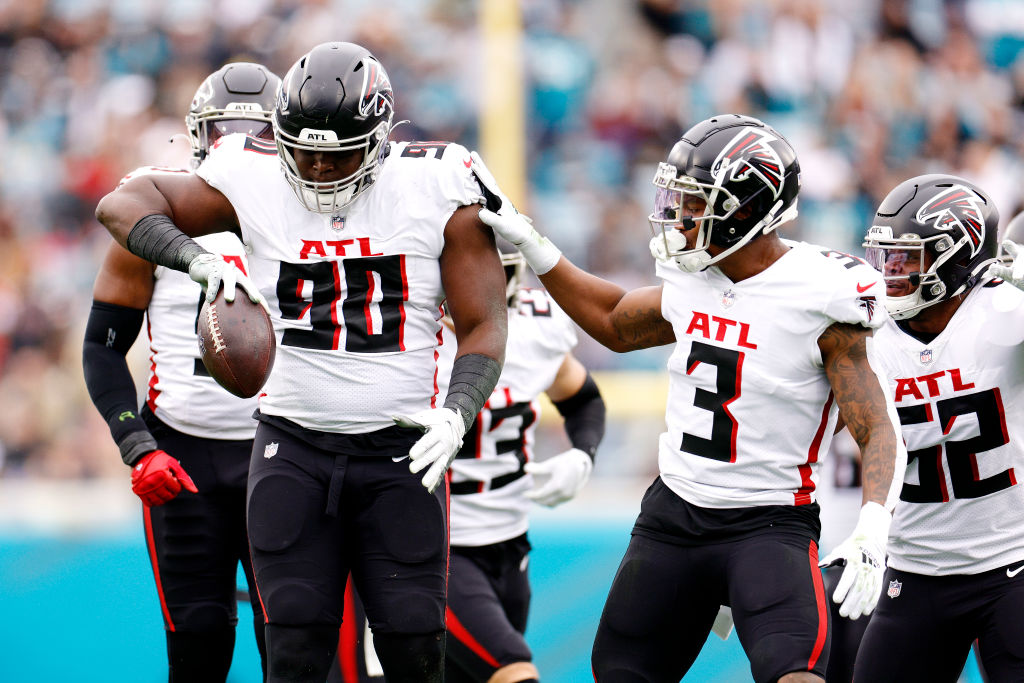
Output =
[
  {"x1": 648, "y1": 114, "x2": 801, "y2": 273},
  {"x1": 499, "y1": 243, "x2": 525, "y2": 305},
  {"x1": 274, "y1": 42, "x2": 395, "y2": 213},
  {"x1": 863, "y1": 174, "x2": 999, "y2": 320},
  {"x1": 185, "y1": 62, "x2": 280, "y2": 168}
]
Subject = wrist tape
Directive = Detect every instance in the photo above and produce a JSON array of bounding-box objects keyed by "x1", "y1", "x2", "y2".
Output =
[
  {"x1": 443, "y1": 353, "x2": 502, "y2": 431},
  {"x1": 126, "y1": 214, "x2": 208, "y2": 273}
]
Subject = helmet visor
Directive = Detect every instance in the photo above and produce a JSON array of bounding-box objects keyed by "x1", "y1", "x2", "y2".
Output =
[
  {"x1": 209, "y1": 119, "x2": 274, "y2": 145},
  {"x1": 863, "y1": 227, "x2": 934, "y2": 298}
]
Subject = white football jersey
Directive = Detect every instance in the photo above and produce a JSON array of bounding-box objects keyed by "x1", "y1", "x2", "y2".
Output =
[
  {"x1": 656, "y1": 241, "x2": 890, "y2": 508},
  {"x1": 197, "y1": 136, "x2": 484, "y2": 433},
  {"x1": 874, "y1": 281, "x2": 1024, "y2": 575},
  {"x1": 439, "y1": 289, "x2": 577, "y2": 547},
  {"x1": 120, "y1": 166, "x2": 259, "y2": 440}
]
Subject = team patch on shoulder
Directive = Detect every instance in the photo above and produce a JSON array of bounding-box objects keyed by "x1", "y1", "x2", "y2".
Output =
[{"x1": 858, "y1": 295, "x2": 877, "y2": 322}]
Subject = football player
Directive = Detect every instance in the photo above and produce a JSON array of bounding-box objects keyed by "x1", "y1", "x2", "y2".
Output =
[
  {"x1": 82, "y1": 62, "x2": 280, "y2": 682},
  {"x1": 94, "y1": 42, "x2": 508, "y2": 683},
  {"x1": 479, "y1": 113, "x2": 907, "y2": 683},
  {"x1": 331, "y1": 245, "x2": 606, "y2": 683},
  {"x1": 852, "y1": 175, "x2": 1024, "y2": 682},
  {"x1": 441, "y1": 247, "x2": 605, "y2": 683}
]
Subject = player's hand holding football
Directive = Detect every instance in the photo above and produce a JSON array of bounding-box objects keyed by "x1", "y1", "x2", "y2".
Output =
[
  {"x1": 394, "y1": 408, "x2": 468, "y2": 493},
  {"x1": 989, "y1": 240, "x2": 1024, "y2": 291},
  {"x1": 188, "y1": 253, "x2": 267, "y2": 309},
  {"x1": 819, "y1": 501, "x2": 891, "y2": 619},
  {"x1": 130, "y1": 450, "x2": 198, "y2": 506},
  {"x1": 525, "y1": 448, "x2": 593, "y2": 507}
]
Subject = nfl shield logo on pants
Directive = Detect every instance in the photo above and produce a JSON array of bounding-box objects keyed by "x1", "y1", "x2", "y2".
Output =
[{"x1": 887, "y1": 579, "x2": 902, "y2": 598}]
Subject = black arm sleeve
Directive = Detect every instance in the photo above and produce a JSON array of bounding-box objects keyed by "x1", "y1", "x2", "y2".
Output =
[
  {"x1": 82, "y1": 300, "x2": 158, "y2": 466},
  {"x1": 126, "y1": 213, "x2": 208, "y2": 273},
  {"x1": 553, "y1": 372, "x2": 606, "y2": 459},
  {"x1": 443, "y1": 353, "x2": 502, "y2": 431}
]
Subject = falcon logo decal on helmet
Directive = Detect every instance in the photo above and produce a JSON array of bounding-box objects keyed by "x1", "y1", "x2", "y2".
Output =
[
  {"x1": 915, "y1": 185, "x2": 986, "y2": 255},
  {"x1": 711, "y1": 129, "x2": 785, "y2": 199},
  {"x1": 359, "y1": 59, "x2": 394, "y2": 118}
]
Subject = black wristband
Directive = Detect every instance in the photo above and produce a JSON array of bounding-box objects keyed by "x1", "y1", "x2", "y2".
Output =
[
  {"x1": 83, "y1": 300, "x2": 156, "y2": 466},
  {"x1": 126, "y1": 213, "x2": 208, "y2": 273},
  {"x1": 553, "y1": 372, "x2": 605, "y2": 459},
  {"x1": 117, "y1": 430, "x2": 159, "y2": 466},
  {"x1": 443, "y1": 353, "x2": 502, "y2": 431}
]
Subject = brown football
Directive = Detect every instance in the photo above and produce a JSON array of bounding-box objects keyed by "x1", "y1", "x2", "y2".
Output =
[{"x1": 197, "y1": 289, "x2": 276, "y2": 398}]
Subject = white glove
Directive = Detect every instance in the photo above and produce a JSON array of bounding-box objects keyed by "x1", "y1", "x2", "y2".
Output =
[
  {"x1": 989, "y1": 240, "x2": 1024, "y2": 290},
  {"x1": 524, "y1": 448, "x2": 593, "y2": 507},
  {"x1": 393, "y1": 408, "x2": 468, "y2": 493},
  {"x1": 478, "y1": 208, "x2": 562, "y2": 275},
  {"x1": 471, "y1": 150, "x2": 562, "y2": 275},
  {"x1": 188, "y1": 253, "x2": 267, "y2": 309},
  {"x1": 819, "y1": 502, "x2": 891, "y2": 620},
  {"x1": 469, "y1": 150, "x2": 515, "y2": 215}
]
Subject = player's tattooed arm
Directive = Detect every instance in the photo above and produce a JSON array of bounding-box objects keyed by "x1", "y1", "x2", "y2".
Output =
[
  {"x1": 819, "y1": 322, "x2": 899, "y2": 508},
  {"x1": 609, "y1": 287, "x2": 676, "y2": 351}
]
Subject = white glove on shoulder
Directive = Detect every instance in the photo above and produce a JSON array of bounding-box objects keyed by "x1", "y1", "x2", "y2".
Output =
[
  {"x1": 188, "y1": 253, "x2": 267, "y2": 309},
  {"x1": 478, "y1": 208, "x2": 562, "y2": 275},
  {"x1": 819, "y1": 501, "x2": 891, "y2": 620},
  {"x1": 524, "y1": 448, "x2": 593, "y2": 507},
  {"x1": 471, "y1": 150, "x2": 562, "y2": 275},
  {"x1": 394, "y1": 408, "x2": 468, "y2": 494},
  {"x1": 989, "y1": 240, "x2": 1024, "y2": 291}
]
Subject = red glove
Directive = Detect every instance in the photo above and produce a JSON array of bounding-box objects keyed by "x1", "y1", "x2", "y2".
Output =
[{"x1": 130, "y1": 450, "x2": 198, "y2": 506}]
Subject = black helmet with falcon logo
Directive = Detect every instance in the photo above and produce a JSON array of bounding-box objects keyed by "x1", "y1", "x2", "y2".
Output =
[
  {"x1": 185, "y1": 62, "x2": 280, "y2": 168},
  {"x1": 648, "y1": 114, "x2": 801, "y2": 273},
  {"x1": 863, "y1": 174, "x2": 1000, "y2": 319},
  {"x1": 273, "y1": 42, "x2": 395, "y2": 213}
]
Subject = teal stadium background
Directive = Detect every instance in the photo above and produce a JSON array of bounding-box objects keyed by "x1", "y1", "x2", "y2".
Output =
[{"x1": 0, "y1": 512, "x2": 988, "y2": 683}]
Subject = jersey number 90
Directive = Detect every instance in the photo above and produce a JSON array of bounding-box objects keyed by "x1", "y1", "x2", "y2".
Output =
[{"x1": 276, "y1": 255, "x2": 408, "y2": 353}]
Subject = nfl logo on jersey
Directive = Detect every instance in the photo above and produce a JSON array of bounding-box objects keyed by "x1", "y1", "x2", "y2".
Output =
[
  {"x1": 721, "y1": 289, "x2": 736, "y2": 308},
  {"x1": 331, "y1": 215, "x2": 345, "y2": 231},
  {"x1": 887, "y1": 579, "x2": 902, "y2": 598},
  {"x1": 920, "y1": 349, "x2": 933, "y2": 364}
]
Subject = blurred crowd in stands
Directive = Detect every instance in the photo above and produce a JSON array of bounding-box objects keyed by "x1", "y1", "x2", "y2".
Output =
[{"x1": 2, "y1": 0, "x2": 1023, "y2": 479}]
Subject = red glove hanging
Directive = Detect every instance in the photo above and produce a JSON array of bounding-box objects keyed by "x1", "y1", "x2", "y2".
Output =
[{"x1": 130, "y1": 450, "x2": 198, "y2": 506}]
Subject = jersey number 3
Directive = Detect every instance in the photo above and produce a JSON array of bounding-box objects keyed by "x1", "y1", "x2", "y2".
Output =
[
  {"x1": 276, "y1": 255, "x2": 408, "y2": 352},
  {"x1": 681, "y1": 341, "x2": 743, "y2": 462}
]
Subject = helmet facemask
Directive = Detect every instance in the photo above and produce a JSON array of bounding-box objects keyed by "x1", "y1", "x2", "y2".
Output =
[
  {"x1": 275, "y1": 119, "x2": 391, "y2": 214},
  {"x1": 187, "y1": 108, "x2": 274, "y2": 168},
  {"x1": 863, "y1": 224, "x2": 992, "y2": 319},
  {"x1": 647, "y1": 162, "x2": 797, "y2": 273},
  {"x1": 500, "y1": 250, "x2": 525, "y2": 305}
]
